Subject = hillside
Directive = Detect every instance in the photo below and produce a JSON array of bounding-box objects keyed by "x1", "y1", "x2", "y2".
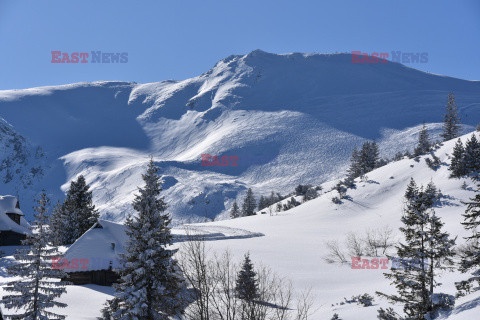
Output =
[
  {"x1": 2, "y1": 131, "x2": 478, "y2": 319},
  {"x1": 172, "y1": 131, "x2": 480, "y2": 319},
  {"x1": 1, "y1": 51, "x2": 479, "y2": 222}
]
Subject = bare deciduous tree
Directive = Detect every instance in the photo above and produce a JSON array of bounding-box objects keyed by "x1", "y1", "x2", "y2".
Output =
[
  {"x1": 295, "y1": 287, "x2": 316, "y2": 320},
  {"x1": 179, "y1": 231, "x2": 317, "y2": 319},
  {"x1": 178, "y1": 231, "x2": 213, "y2": 320},
  {"x1": 346, "y1": 232, "x2": 364, "y2": 257},
  {"x1": 324, "y1": 240, "x2": 348, "y2": 263}
]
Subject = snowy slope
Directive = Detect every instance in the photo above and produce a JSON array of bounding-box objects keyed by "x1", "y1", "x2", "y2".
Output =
[
  {"x1": 169, "y1": 131, "x2": 480, "y2": 319},
  {"x1": 1, "y1": 51, "x2": 480, "y2": 222},
  {"x1": 1, "y1": 132, "x2": 479, "y2": 319},
  {"x1": 2, "y1": 131, "x2": 478, "y2": 319},
  {"x1": 0, "y1": 117, "x2": 47, "y2": 197}
]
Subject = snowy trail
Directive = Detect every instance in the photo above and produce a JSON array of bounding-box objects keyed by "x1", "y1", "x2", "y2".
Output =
[{"x1": 173, "y1": 225, "x2": 264, "y2": 242}]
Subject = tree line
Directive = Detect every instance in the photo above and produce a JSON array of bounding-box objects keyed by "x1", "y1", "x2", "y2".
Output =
[{"x1": 230, "y1": 184, "x2": 320, "y2": 219}]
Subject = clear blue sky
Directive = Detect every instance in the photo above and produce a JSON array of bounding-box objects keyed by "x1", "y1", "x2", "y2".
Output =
[{"x1": 1, "y1": 0, "x2": 479, "y2": 90}]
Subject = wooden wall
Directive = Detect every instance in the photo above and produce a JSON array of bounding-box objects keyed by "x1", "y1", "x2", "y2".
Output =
[
  {"x1": 0, "y1": 231, "x2": 26, "y2": 246},
  {"x1": 64, "y1": 270, "x2": 120, "y2": 286}
]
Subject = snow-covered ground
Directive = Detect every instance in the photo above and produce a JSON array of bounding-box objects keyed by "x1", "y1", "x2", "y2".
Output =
[
  {"x1": 1, "y1": 51, "x2": 480, "y2": 223},
  {"x1": 2, "y1": 131, "x2": 479, "y2": 319}
]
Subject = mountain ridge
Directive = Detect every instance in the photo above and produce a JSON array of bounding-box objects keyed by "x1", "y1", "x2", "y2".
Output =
[{"x1": 0, "y1": 50, "x2": 479, "y2": 222}]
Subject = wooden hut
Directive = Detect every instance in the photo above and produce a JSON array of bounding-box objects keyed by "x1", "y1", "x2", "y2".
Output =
[
  {"x1": 62, "y1": 220, "x2": 127, "y2": 286},
  {"x1": 0, "y1": 195, "x2": 30, "y2": 246}
]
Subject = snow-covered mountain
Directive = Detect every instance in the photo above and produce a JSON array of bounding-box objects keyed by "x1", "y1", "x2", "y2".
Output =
[
  {"x1": 0, "y1": 50, "x2": 479, "y2": 222},
  {"x1": 0, "y1": 117, "x2": 47, "y2": 197}
]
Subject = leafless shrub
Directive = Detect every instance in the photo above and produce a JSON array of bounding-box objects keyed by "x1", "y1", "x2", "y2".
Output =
[
  {"x1": 295, "y1": 287, "x2": 316, "y2": 320},
  {"x1": 376, "y1": 226, "x2": 395, "y2": 255},
  {"x1": 364, "y1": 226, "x2": 395, "y2": 256},
  {"x1": 209, "y1": 250, "x2": 241, "y2": 320},
  {"x1": 324, "y1": 227, "x2": 396, "y2": 264},
  {"x1": 323, "y1": 240, "x2": 347, "y2": 263},
  {"x1": 178, "y1": 230, "x2": 213, "y2": 320},
  {"x1": 363, "y1": 229, "x2": 380, "y2": 256},
  {"x1": 346, "y1": 232, "x2": 364, "y2": 257},
  {"x1": 269, "y1": 276, "x2": 293, "y2": 320}
]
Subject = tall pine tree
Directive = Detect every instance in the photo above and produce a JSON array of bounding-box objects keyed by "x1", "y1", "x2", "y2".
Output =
[
  {"x1": 50, "y1": 175, "x2": 99, "y2": 245},
  {"x1": 414, "y1": 123, "x2": 431, "y2": 156},
  {"x1": 2, "y1": 191, "x2": 68, "y2": 320},
  {"x1": 49, "y1": 201, "x2": 67, "y2": 246},
  {"x1": 257, "y1": 195, "x2": 267, "y2": 211},
  {"x1": 235, "y1": 254, "x2": 259, "y2": 320},
  {"x1": 241, "y1": 188, "x2": 257, "y2": 217},
  {"x1": 366, "y1": 141, "x2": 380, "y2": 171},
  {"x1": 347, "y1": 142, "x2": 380, "y2": 179},
  {"x1": 456, "y1": 181, "x2": 480, "y2": 296},
  {"x1": 267, "y1": 191, "x2": 277, "y2": 207},
  {"x1": 347, "y1": 148, "x2": 363, "y2": 179},
  {"x1": 230, "y1": 200, "x2": 240, "y2": 219},
  {"x1": 425, "y1": 211, "x2": 455, "y2": 305},
  {"x1": 113, "y1": 159, "x2": 185, "y2": 320},
  {"x1": 441, "y1": 93, "x2": 462, "y2": 141},
  {"x1": 449, "y1": 138, "x2": 466, "y2": 178},
  {"x1": 377, "y1": 180, "x2": 455, "y2": 319},
  {"x1": 464, "y1": 134, "x2": 480, "y2": 179},
  {"x1": 64, "y1": 175, "x2": 99, "y2": 244}
]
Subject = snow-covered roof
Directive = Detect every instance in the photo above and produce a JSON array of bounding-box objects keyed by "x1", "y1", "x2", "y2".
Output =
[
  {"x1": 0, "y1": 195, "x2": 30, "y2": 234},
  {"x1": 63, "y1": 219, "x2": 128, "y2": 272}
]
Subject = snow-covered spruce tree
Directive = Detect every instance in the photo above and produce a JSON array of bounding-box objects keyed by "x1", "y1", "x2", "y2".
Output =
[
  {"x1": 275, "y1": 202, "x2": 282, "y2": 213},
  {"x1": 98, "y1": 297, "x2": 120, "y2": 320},
  {"x1": 334, "y1": 181, "x2": 347, "y2": 199},
  {"x1": 414, "y1": 123, "x2": 431, "y2": 156},
  {"x1": 50, "y1": 175, "x2": 99, "y2": 245},
  {"x1": 440, "y1": 93, "x2": 462, "y2": 141},
  {"x1": 456, "y1": 181, "x2": 480, "y2": 296},
  {"x1": 377, "y1": 307, "x2": 399, "y2": 320},
  {"x1": 449, "y1": 138, "x2": 466, "y2": 178},
  {"x1": 283, "y1": 197, "x2": 301, "y2": 211},
  {"x1": 348, "y1": 141, "x2": 381, "y2": 179},
  {"x1": 2, "y1": 191, "x2": 68, "y2": 320},
  {"x1": 347, "y1": 148, "x2": 363, "y2": 179},
  {"x1": 56, "y1": 175, "x2": 99, "y2": 245},
  {"x1": 377, "y1": 179, "x2": 455, "y2": 319},
  {"x1": 424, "y1": 180, "x2": 440, "y2": 207},
  {"x1": 425, "y1": 211, "x2": 455, "y2": 308},
  {"x1": 267, "y1": 191, "x2": 277, "y2": 207},
  {"x1": 257, "y1": 195, "x2": 267, "y2": 211},
  {"x1": 113, "y1": 159, "x2": 185, "y2": 320},
  {"x1": 303, "y1": 186, "x2": 318, "y2": 202},
  {"x1": 464, "y1": 134, "x2": 480, "y2": 179},
  {"x1": 295, "y1": 184, "x2": 313, "y2": 197},
  {"x1": 230, "y1": 200, "x2": 240, "y2": 219},
  {"x1": 363, "y1": 141, "x2": 380, "y2": 171},
  {"x1": 404, "y1": 178, "x2": 418, "y2": 201},
  {"x1": 49, "y1": 201, "x2": 67, "y2": 246},
  {"x1": 241, "y1": 188, "x2": 257, "y2": 217},
  {"x1": 235, "y1": 254, "x2": 259, "y2": 320}
]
